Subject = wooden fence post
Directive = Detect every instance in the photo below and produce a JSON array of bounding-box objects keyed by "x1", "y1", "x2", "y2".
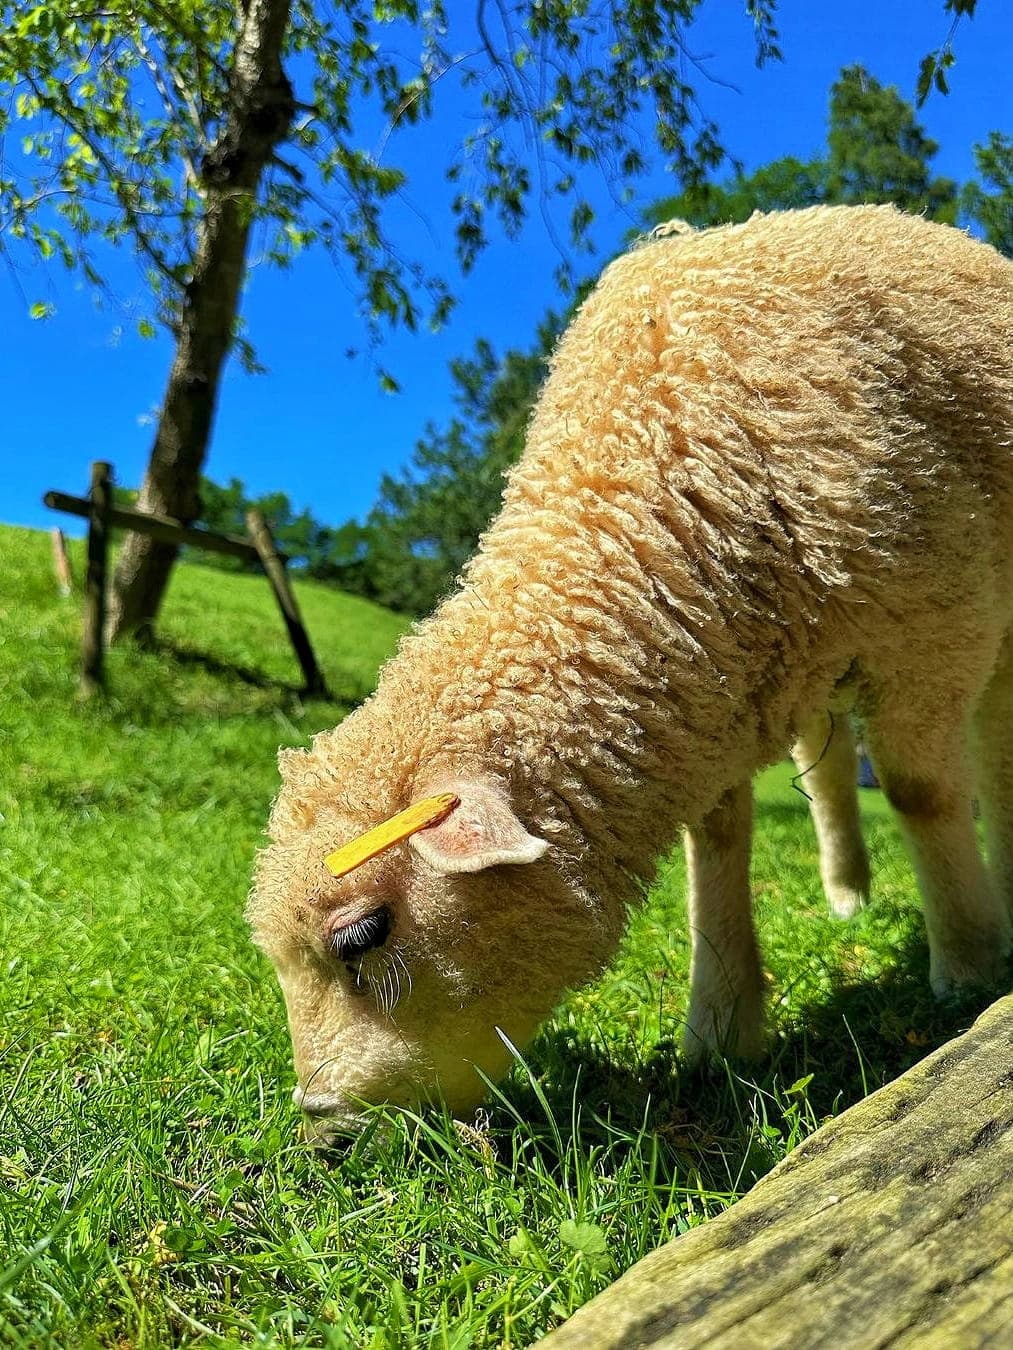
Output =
[
  {"x1": 46, "y1": 477, "x2": 328, "y2": 700},
  {"x1": 51, "y1": 527, "x2": 73, "y2": 597},
  {"x1": 80, "y1": 461, "x2": 112, "y2": 698},
  {"x1": 246, "y1": 508, "x2": 328, "y2": 698}
]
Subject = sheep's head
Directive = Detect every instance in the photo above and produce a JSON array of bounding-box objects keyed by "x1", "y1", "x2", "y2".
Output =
[{"x1": 248, "y1": 750, "x2": 595, "y2": 1138}]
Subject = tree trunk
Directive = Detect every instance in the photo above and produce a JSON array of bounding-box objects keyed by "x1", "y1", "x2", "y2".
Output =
[
  {"x1": 539, "y1": 994, "x2": 1013, "y2": 1349},
  {"x1": 107, "y1": 0, "x2": 294, "y2": 644}
]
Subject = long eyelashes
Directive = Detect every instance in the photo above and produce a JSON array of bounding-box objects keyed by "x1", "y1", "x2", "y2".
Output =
[
  {"x1": 355, "y1": 942, "x2": 413, "y2": 1019},
  {"x1": 376, "y1": 944, "x2": 412, "y2": 1018},
  {"x1": 329, "y1": 905, "x2": 391, "y2": 962},
  {"x1": 327, "y1": 905, "x2": 412, "y2": 1017}
]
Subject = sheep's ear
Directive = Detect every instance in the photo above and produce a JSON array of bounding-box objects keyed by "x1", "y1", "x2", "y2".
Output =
[{"x1": 409, "y1": 779, "x2": 548, "y2": 875}]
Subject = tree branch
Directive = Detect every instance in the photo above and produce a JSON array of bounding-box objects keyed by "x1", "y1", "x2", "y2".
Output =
[
  {"x1": 20, "y1": 71, "x2": 187, "y2": 288},
  {"x1": 131, "y1": 28, "x2": 206, "y2": 190}
]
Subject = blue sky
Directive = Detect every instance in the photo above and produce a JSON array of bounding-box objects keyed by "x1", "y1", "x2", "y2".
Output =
[{"x1": 6, "y1": 0, "x2": 1012, "y2": 538}]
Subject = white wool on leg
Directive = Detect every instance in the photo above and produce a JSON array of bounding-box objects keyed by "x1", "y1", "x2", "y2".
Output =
[
  {"x1": 683, "y1": 780, "x2": 764, "y2": 1062},
  {"x1": 792, "y1": 711, "x2": 871, "y2": 920},
  {"x1": 973, "y1": 629, "x2": 1013, "y2": 921},
  {"x1": 866, "y1": 703, "x2": 1011, "y2": 997}
]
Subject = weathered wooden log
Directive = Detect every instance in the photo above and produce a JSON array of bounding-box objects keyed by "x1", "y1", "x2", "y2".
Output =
[{"x1": 540, "y1": 994, "x2": 1013, "y2": 1349}]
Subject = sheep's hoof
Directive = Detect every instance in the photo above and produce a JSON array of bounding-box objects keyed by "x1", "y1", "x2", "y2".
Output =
[
  {"x1": 827, "y1": 883, "x2": 870, "y2": 921},
  {"x1": 681, "y1": 1017, "x2": 766, "y2": 1070},
  {"x1": 930, "y1": 929, "x2": 1011, "y2": 999}
]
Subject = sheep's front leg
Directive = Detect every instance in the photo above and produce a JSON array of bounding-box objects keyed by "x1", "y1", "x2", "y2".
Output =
[
  {"x1": 683, "y1": 780, "x2": 765, "y2": 1063},
  {"x1": 791, "y1": 711, "x2": 871, "y2": 920}
]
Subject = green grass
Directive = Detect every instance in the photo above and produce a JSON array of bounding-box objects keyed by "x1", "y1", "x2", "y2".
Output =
[{"x1": 0, "y1": 524, "x2": 993, "y2": 1347}]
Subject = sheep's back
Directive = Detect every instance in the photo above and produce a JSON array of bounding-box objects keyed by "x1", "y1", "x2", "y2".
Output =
[
  {"x1": 483, "y1": 206, "x2": 1013, "y2": 612},
  {"x1": 356, "y1": 208, "x2": 1013, "y2": 833}
]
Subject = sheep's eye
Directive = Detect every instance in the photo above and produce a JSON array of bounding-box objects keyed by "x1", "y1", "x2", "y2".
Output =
[{"x1": 330, "y1": 905, "x2": 391, "y2": 962}]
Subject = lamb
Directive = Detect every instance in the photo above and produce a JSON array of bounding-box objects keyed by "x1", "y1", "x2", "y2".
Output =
[{"x1": 249, "y1": 204, "x2": 1013, "y2": 1131}]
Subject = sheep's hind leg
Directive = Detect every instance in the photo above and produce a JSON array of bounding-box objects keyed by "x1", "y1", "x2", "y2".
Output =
[
  {"x1": 683, "y1": 780, "x2": 765, "y2": 1063},
  {"x1": 973, "y1": 629, "x2": 1013, "y2": 922},
  {"x1": 865, "y1": 701, "x2": 1011, "y2": 997},
  {"x1": 792, "y1": 711, "x2": 871, "y2": 920}
]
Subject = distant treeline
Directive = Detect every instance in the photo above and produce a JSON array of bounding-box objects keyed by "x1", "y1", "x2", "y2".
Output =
[{"x1": 143, "y1": 66, "x2": 1013, "y2": 619}]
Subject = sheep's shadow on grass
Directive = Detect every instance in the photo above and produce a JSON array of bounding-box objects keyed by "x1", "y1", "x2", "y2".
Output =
[{"x1": 492, "y1": 937, "x2": 1004, "y2": 1193}]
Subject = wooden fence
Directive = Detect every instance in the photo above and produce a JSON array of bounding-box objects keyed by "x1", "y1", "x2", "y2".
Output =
[{"x1": 44, "y1": 460, "x2": 327, "y2": 699}]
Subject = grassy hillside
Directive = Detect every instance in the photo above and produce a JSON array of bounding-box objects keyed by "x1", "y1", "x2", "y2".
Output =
[{"x1": 0, "y1": 524, "x2": 991, "y2": 1347}]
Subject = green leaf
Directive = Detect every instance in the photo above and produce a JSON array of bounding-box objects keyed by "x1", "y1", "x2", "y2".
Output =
[
  {"x1": 559, "y1": 1219, "x2": 608, "y2": 1260},
  {"x1": 162, "y1": 1225, "x2": 194, "y2": 1254},
  {"x1": 448, "y1": 1260, "x2": 488, "y2": 1296},
  {"x1": 137, "y1": 318, "x2": 157, "y2": 339},
  {"x1": 915, "y1": 54, "x2": 936, "y2": 106},
  {"x1": 29, "y1": 302, "x2": 55, "y2": 320}
]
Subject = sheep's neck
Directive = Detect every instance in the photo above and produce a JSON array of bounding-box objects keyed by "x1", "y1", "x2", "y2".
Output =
[{"x1": 383, "y1": 514, "x2": 807, "y2": 893}]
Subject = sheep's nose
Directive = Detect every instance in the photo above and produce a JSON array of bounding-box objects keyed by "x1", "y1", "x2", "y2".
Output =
[
  {"x1": 292, "y1": 1085, "x2": 366, "y2": 1144},
  {"x1": 292, "y1": 1085, "x2": 345, "y2": 1115}
]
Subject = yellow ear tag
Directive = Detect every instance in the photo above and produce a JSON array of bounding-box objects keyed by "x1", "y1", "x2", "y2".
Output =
[{"x1": 324, "y1": 792, "x2": 461, "y2": 879}]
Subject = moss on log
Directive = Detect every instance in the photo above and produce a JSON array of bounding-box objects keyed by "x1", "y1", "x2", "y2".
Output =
[{"x1": 541, "y1": 995, "x2": 1013, "y2": 1348}]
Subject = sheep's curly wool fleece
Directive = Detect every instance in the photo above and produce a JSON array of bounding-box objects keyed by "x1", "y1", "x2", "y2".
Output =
[{"x1": 280, "y1": 205, "x2": 1013, "y2": 914}]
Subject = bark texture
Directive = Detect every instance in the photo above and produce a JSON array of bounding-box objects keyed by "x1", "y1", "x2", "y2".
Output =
[
  {"x1": 539, "y1": 995, "x2": 1013, "y2": 1349},
  {"x1": 108, "y1": 0, "x2": 294, "y2": 642}
]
